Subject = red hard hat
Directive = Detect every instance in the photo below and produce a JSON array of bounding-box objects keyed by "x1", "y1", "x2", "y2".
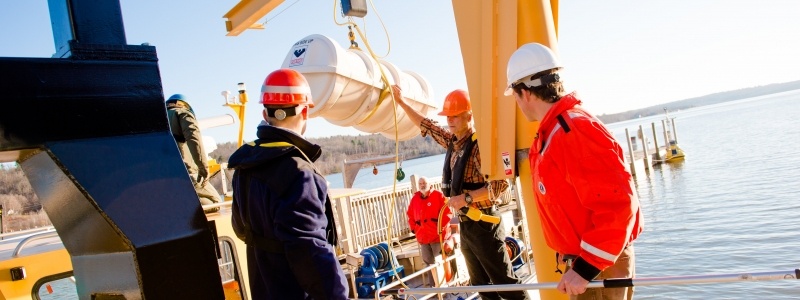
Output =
[
  {"x1": 260, "y1": 68, "x2": 314, "y2": 107},
  {"x1": 438, "y1": 89, "x2": 471, "y2": 116}
]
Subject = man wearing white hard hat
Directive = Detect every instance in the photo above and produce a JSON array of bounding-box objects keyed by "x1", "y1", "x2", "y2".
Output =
[
  {"x1": 229, "y1": 68, "x2": 348, "y2": 299},
  {"x1": 506, "y1": 43, "x2": 644, "y2": 300}
]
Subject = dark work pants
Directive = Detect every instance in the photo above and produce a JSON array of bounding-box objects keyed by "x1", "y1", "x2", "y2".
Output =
[{"x1": 460, "y1": 214, "x2": 529, "y2": 300}]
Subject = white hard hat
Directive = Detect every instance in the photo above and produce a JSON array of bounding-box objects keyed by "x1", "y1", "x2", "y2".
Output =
[{"x1": 504, "y1": 43, "x2": 562, "y2": 96}]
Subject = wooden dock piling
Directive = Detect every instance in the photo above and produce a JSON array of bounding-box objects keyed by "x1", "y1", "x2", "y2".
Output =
[
  {"x1": 671, "y1": 117, "x2": 679, "y2": 144},
  {"x1": 651, "y1": 122, "x2": 661, "y2": 162},
  {"x1": 624, "y1": 128, "x2": 636, "y2": 176},
  {"x1": 621, "y1": 119, "x2": 685, "y2": 177},
  {"x1": 639, "y1": 125, "x2": 650, "y2": 171}
]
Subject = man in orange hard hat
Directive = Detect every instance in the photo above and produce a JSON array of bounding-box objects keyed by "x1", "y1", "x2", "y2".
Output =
[
  {"x1": 393, "y1": 86, "x2": 529, "y2": 300},
  {"x1": 229, "y1": 69, "x2": 348, "y2": 300},
  {"x1": 506, "y1": 42, "x2": 643, "y2": 299}
]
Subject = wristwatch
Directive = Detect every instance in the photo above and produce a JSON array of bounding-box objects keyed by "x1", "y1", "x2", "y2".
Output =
[{"x1": 464, "y1": 192, "x2": 473, "y2": 205}]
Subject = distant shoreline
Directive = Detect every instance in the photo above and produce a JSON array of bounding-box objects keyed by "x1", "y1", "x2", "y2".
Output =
[{"x1": 597, "y1": 80, "x2": 800, "y2": 124}]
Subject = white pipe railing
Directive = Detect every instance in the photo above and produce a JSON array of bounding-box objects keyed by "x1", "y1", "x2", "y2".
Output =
[
  {"x1": 377, "y1": 253, "x2": 465, "y2": 300},
  {"x1": 384, "y1": 269, "x2": 800, "y2": 296},
  {"x1": 12, "y1": 230, "x2": 60, "y2": 257}
]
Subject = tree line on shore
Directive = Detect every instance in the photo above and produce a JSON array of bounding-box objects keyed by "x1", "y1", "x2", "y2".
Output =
[
  {"x1": 209, "y1": 133, "x2": 446, "y2": 175},
  {"x1": 0, "y1": 133, "x2": 445, "y2": 230}
]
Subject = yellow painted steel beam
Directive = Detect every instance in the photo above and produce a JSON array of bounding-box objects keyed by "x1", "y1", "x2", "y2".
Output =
[
  {"x1": 453, "y1": 1, "x2": 564, "y2": 299},
  {"x1": 223, "y1": 0, "x2": 284, "y2": 36},
  {"x1": 551, "y1": 0, "x2": 559, "y2": 38},
  {"x1": 515, "y1": 2, "x2": 563, "y2": 299},
  {"x1": 452, "y1": 0, "x2": 517, "y2": 185}
]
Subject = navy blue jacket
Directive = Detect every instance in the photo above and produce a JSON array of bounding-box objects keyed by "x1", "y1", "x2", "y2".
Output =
[{"x1": 229, "y1": 125, "x2": 347, "y2": 300}]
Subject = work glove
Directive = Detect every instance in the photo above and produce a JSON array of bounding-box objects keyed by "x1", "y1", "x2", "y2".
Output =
[{"x1": 197, "y1": 167, "x2": 209, "y2": 186}]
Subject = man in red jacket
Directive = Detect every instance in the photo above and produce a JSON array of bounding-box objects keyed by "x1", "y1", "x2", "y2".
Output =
[
  {"x1": 407, "y1": 176, "x2": 452, "y2": 287},
  {"x1": 506, "y1": 43, "x2": 644, "y2": 300},
  {"x1": 407, "y1": 176, "x2": 452, "y2": 268}
]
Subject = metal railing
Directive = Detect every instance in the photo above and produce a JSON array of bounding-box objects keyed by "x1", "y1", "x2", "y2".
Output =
[
  {"x1": 332, "y1": 176, "x2": 513, "y2": 255},
  {"x1": 12, "y1": 229, "x2": 60, "y2": 258},
  {"x1": 349, "y1": 185, "x2": 415, "y2": 248}
]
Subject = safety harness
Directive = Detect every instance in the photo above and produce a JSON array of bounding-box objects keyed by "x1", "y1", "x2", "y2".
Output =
[{"x1": 442, "y1": 132, "x2": 483, "y2": 197}]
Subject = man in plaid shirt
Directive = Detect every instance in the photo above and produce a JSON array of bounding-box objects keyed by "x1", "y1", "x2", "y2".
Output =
[{"x1": 393, "y1": 86, "x2": 529, "y2": 300}]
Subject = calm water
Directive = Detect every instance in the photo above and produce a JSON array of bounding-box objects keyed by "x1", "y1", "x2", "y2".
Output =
[
  {"x1": 327, "y1": 90, "x2": 800, "y2": 299},
  {"x1": 615, "y1": 90, "x2": 800, "y2": 299}
]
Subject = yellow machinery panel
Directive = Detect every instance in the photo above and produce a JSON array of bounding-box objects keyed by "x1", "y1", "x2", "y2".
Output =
[{"x1": 0, "y1": 249, "x2": 72, "y2": 300}]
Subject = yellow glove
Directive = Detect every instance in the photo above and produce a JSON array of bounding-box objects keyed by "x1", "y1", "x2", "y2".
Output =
[{"x1": 464, "y1": 207, "x2": 500, "y2": 224}]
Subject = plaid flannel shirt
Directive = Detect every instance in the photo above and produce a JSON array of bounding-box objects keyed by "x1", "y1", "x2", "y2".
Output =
[{"x1": 420, "y1": 118, "x2": 508, "y2": 209}]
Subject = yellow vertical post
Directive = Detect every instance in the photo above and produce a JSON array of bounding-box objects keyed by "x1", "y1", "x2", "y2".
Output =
[
  {"x1": 453, "y1": 0, "x2": 516, "y2": 179},
  {"x1": 453, "y1": 0, "x2": 564, "y2": 299},
  {"x1": 236, "y1": 84, "x2": 249, "y2": 147},
  {"x1": 514, "y1": 1, "x2": 566, "y2": 300},
  {"x1": 224, "y1": 83, "x2": 249, "y2": 148}
]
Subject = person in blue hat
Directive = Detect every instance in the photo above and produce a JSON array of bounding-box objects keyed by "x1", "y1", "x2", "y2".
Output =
[{"x1": 166, "y1": 93, "x2": 221, "y2": 212}]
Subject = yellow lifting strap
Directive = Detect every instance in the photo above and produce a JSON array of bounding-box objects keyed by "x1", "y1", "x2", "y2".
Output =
[
  {"x1": 464, "y1": 207, "x2": 501, "y2": 224},
  {"x1": 251, "y1": 141, "x2": 322, "y2": 175},
  {"x1": 253, "y1": 141, "x2": 293, "y2": 148}
]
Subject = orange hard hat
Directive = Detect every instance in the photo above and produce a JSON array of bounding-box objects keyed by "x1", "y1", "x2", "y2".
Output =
[
  {"x1": 260, "y1": 68, "x2": 314, "y2": 107},
  {"x1": 438, "y1": 89, "x2": 471, "y2": 116}
]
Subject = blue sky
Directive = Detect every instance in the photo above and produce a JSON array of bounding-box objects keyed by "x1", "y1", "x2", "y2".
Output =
[{"x1": 2, "y1": 1, "x2": 799, "y2": 144}]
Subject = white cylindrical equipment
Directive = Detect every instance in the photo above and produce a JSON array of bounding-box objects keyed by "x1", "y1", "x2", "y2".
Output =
[
  {"x1": 198, "y1": 114, "x2": 236, "y2": 130},
  {"x1": 280, "y1": 34, "x2": 436, "y2": 141}
]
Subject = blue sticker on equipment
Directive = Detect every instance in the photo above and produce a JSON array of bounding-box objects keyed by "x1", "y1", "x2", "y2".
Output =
[{"x1": 289, "y1": 46, "x2": 307, "y2": 67}]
